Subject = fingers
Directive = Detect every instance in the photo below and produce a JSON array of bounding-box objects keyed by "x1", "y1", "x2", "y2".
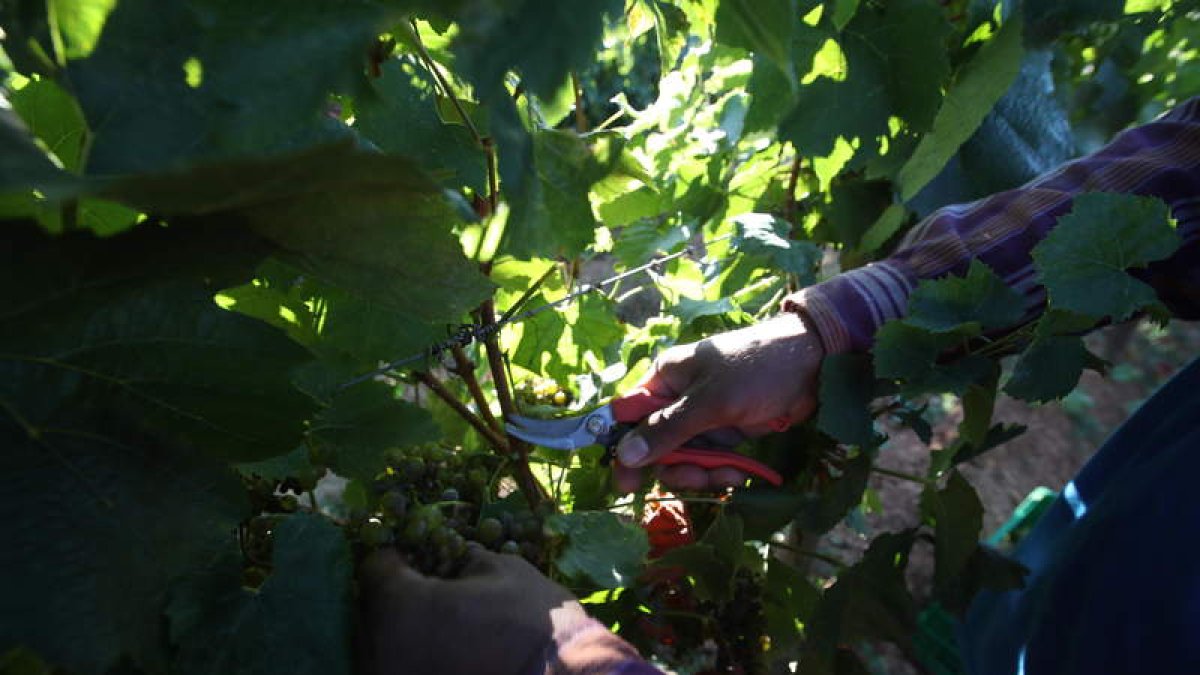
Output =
[
  {"x1": 657, "y1": 465, "x2": 748, "y2": 491},
  {"x1": 635, "y1": 344, "x2": 697, "y2": 398},
  {"x1": 615, "y1": 394, "x2": 719, "y2": 468},
  {"x1": 360, "y1": 548, "x2": 428, "y2": 595}
]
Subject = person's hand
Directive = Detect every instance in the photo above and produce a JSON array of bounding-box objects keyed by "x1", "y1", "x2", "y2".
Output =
[
  {"x1": 358, "y1": 546, "x2": 592, "y2": 675},
  {"x1": 613, "y1": 312, "x2": 825, "y2": 494}
]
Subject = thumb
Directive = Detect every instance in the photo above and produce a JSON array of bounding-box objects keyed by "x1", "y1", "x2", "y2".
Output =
[{"x1": 615, "y1": 394, "x2": 715, "y2": 468}]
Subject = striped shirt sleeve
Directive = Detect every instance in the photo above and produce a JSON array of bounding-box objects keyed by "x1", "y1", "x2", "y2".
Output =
[{"x1": 785, "y1": 96, "x2": 1200, "y2": 355}]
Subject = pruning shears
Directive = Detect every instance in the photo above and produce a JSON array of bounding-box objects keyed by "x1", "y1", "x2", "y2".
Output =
[{"x1": 505, "y1": 387, "x2": 783, "y2": 486}]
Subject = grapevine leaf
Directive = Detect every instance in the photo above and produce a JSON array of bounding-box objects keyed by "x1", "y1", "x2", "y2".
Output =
[
  {"x1": 0, "y1": 647, "x2": 53, "y2": 675},
  {"x1": 935, "y1": 544, "x2": 1028, "y2": 615},
  {"x1": 0, "y1": 399, "x2": 248, "y2": 673},
  {"x1": 310, "y1": 382, "x2": 440, "y2": 484},
  {"x1": 947, "y1": 422, "x2": 1027, "y2": 469},
  {"x1": 0, "y1": 98, "x2": 77, "y2": 196},
  {"x1": 166, "y1": 514, "x2": 353, "y2": 675},
  {"x1": 959, "y1": 364, "x2": 1001, "y2": 449},
  {"x1": 795, "y1": 451, "x2": 873, "y2": 534},
  {"x1": 236, "y1": 444, "x2": 314, "y2": 484},
  {"x1": 817, "y1": 354, "x2": 881, "y2": 448},
  {"x1": 354, "y1": 58, "x2": 485, "y2": 192},
  {"x1": 502, "y1": 129, "x2": 623, "y2": 258},
  {"x1": 920, "y1": 472, "x2": 983, "y2": 595},
  {"x1": 715, "y1": 0, "x2": 797, "y2": 84},
  {"x1": 858, "y1": 204, "x2": 908, "y2": 255},
  {"x1": 779, "y1": 28, "x2": 889, "y2": 160},
  {"x1": 830, "y1": 0, "x2": 861, "y2": 30},
  {"x1": 0, "y1": 224, "x2": 315, "y2": 463},
  {"x1": 8, "y1": 76, "x2": 86, "y2": 173},
  {"x1": 1023, "y1": 0, "x2": 1123, "y2": 45},
  {"x1": 566, "y1": 466, "x2": 611, "y2": 512},
  {"x1": 733, "y1": 213, "x2": 822, "y2": 280},
  {"x1": 873, "y1": 321, "x2": 960, "y2": 381},
  {"x1": 906, "y1": 261, "x2": 1025, "y2": 334},
  {"x1": 452, "y1": 0, "x2": 622, "y2": 101},
  {"x1": 764, "y1": 559, "x2": 821, "y2": 651},
  {"x1": 546, "y1": 511, "x2": 649, "y2": 588},
  {"x1": 48, "y1": 0, "x2": 117, "y2": 59},
  {"x1": 1004, "y1": 335, "x2": 1099, "y2": 403},
  {"x1": 655, "y1": 543, "x2": 735, "y2": 603},
  {"x1": 897, "y1": 13, "x2": 1024, "y2": 200},
  {"x1": 805, "y1": 530, "x2": 917, "y2": 663},
  {"x1": 1032, "y1": 193, "x2": 1178, "y2": 322},
  {"x1": 67, "y1": 0, "x2": 383, "y2": 173},
  {"x1": 857, "y1": 0, "x2": 952, "y2": 132},
  {"x1": 727, "y1": 488, "x2": 808, "y2": 541}
]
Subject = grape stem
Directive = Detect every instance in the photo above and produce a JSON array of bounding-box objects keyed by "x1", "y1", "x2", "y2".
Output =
[
  {"x1": 871, "y1": 464, "x2": 930, "y2": 486},
  {"x1": 414, "y1": 370, "x2": 510, "y2": 452},
  {"x1": 768, "y1": 541, "x2": 847, "y2": 570},
  {"x1": 478, "y1": 298, "x2": 550, "y2": 510},
  {"x1": 450, "y1": 344, "x2": 502, "y2": 433}
]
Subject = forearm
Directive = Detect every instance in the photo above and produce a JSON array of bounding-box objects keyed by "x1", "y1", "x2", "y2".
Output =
[{"x1": 788, "y1": 97, "x2": 1200, "y2": 354}]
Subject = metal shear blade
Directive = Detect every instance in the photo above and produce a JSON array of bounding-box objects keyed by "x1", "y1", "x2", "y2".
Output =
[{"x1": 505, "y1": 406, "x2": 619, "y2": 451}]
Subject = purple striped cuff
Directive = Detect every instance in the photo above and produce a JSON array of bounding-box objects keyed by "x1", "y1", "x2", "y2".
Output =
[{"x1": 783, "y1": 260, "x2": 916, "y2": 354}]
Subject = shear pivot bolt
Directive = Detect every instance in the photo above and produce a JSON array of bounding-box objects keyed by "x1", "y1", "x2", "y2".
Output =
[{"x1": 585, "y1": 416, "x2": 607, "y2": 435}]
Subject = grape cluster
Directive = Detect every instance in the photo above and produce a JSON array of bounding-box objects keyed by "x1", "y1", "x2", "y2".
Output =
[
  {"x1": 356, "y1": 444, "x2": 547, "y2": 577},
  {"x1": 711, "y1": 569, "x2": 767, "y2": 675},
  {"x1": 513, "y1": 376, "x2": 573, "y2": 417}
]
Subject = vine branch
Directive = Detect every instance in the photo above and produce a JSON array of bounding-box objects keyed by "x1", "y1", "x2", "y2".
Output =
[
  {"x1": 449, "y1": 345, "x2": 502, "y2": 433},
  {"x1": 413, "y1": 370, "x2": 509, "y2": 452}
]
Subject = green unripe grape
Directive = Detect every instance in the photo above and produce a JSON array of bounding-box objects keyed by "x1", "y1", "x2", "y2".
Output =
[
  {"x1": 360, "y1": 518, "x2": 393, "y2": 546},
  {"x1": 279, "y1": 494, "x2": 299, "y2": 512},
  {"x1": 382, "y1": 490, "x2": 408, "y2": 519},
  {"x1": 440, "y1": 487, "x2": 460, "y2": 502},
  {"x1": 402, "y1": 518, "x2": 429, "y2": 546},
  {"x1": 500, "y1": 540, "x2": 521, "y2": 555},
  {"x1": 468, "y1": 468, "x2": 488, "y2": 488},
  {"x1": 477, "y1": 517, "x2": 504, "y2": 545},
  {"x1": 400, "y1": 458, "x2": 426, "y2": 482}
]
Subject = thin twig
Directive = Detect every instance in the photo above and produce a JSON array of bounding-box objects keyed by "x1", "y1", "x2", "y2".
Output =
[
  {"x1": 769, "y1": 541, "x2": 848, "y2": 569},
  {"x1": 407, "y1": 19, "x2": 483, "y2": 145},
  {"x1": 478, "y1": 298, "x2": 548, "y2": 509},
  {"x1": 414, "y1": 370, "x2": 509, "y2": 452},
  {"x1": 872, "y1": 465, "x2": 930, "y2": 485},
  {"x1": 571, "y1": 72, "x2": 589, "y2": 132},
  {"x1": 784, "y1": 152, "x2": 802, "y2": 228},
  {"x1": 450, "y1": 345, "x2": 502, "y2": 432}
]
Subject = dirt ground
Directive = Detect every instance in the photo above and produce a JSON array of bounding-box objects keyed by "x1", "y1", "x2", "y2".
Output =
[{"x1": 813, "y1": 319, "x2": 1200, "y2": 673}]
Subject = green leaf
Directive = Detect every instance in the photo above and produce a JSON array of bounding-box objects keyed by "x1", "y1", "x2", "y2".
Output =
[
  {"x1": 715, "y1": 0, "x2": 797, "y2": 84},
  {"x1": 858, "y1": 0, "x2": 952, "y2": 132},
  {"x1": 727, "y1": 487, "x2": 808, "y2": 541},
  {"x1": 897, "y1": 13, "x2": 1024, "y2": 200},
  {"x1": 779, "y1": 28, "x2": 889, "y2": 160},
  {"x1": 1032, "y1": 192, "x2": 1178, "y2": 321},
  {"x1": 873, "y1": 321, "x2": 960, "y2": 381},
  {"x1": 310, "y1": 382, "x2": 440, "y2": 484},
  {"x1": 1024, "y1": 0, "x2": 1123, "y2": 45},
  {"x1": 817, "y1": 354, "x2": 880, "y2": 447},
  {"x1": 167, "y1": 514, "x2": 353, "y2": 675},
  {"x1": 0, "y1": 224, "x2": 316, "y2": 463},
  {"x1": 1004, "y1": 335, "x2": 1098, "y2": 403},
  {"x1": 354, "y1": 58, "x2": 485, "y2": 192},
  {"x1": 0, "y1": 647, "x2": 53, "y2": 675},
  {"x1": 920, "y1": 472, "x2": 983, "y2": 594},
  {"x1": 502, "y1": 129, "x2": 621, "y2": 258},
  {"x1": 805, "y1": 530, "x2": 917, "y2": 661},
  {"x1": 959, "y1": 364, "x2": 1001, "y2": 448},
  {"x1": 49, "y1": 0, "x2": 118, "y2": 60},
  {"x1": 0, "y1": 399, "x2": 248, "y2": 673},
  {"x1": 906, "y1": 260, "x2": 1026, "y2": 333},
  {"x1": 732, "y1": 213, "x2": 822, "y2": 279},
  {"x1": 8, "y1": 76, "x2": 86, "y2": 172},
  {"x1": 0, "y1": 98, "x2": 78, "y2": 196},
  {"x1": 453, "y1": 0, "x2": 622, "y2": 101},
  {"x1": 935, "y1": 544, "x2": 1028, "y2": 614},
  {"x1": 545, "y1": 511, "x2": 648, "y2": 588},
  {"x1": 67, "y1": 0, "x2": 384, "y2": 173},
  {"x1": 858, "y1": 203, "x2": 908, "y2": 254},
  {"x1": 947, "y1": 422, "x2": 1027, "y2": 468},
  {"x1": 795, "y1": 451, "x2": 873, "y2": 534},
  {"x1": 655, "y1": 543, "x2": 736, "y2": 603},
  {"x1": 829, "y1": 0, "x2": 861, "y2": 30}
]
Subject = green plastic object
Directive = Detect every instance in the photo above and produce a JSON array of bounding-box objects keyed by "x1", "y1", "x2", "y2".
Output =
[{"x1": 914, "y1": 486, "x2": 1058, "y2": 675}]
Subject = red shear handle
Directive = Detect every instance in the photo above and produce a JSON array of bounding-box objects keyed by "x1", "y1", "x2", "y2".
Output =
[{"x1": 658, "y1": 448, "x2": 783, "y2": 486}]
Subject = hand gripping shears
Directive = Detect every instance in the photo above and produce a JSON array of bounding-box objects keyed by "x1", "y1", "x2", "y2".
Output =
[{"x1": 504, "y1": 387, "x2": 783, "y2": 486}]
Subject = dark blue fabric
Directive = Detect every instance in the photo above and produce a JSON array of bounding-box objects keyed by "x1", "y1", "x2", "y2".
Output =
[{"x1": 959, "y1": 357, "x2": 1200, "y2": 675}]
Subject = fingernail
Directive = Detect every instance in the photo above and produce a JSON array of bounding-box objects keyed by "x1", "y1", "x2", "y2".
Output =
[{"x1": 617, "y1": 434, "x2": 650, "y2": 467}]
